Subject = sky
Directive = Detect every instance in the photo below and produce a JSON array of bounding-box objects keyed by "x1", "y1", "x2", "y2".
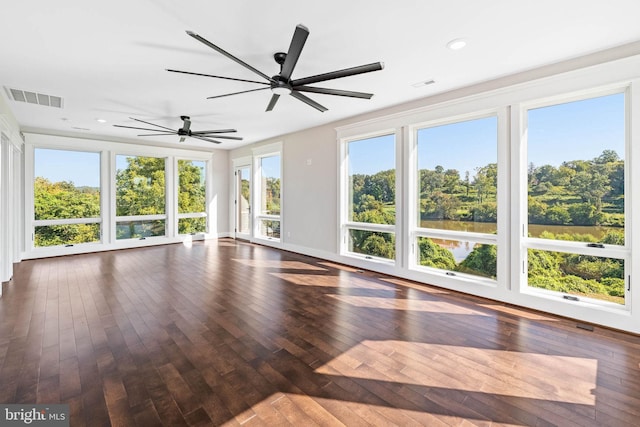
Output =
[
  {"x1": 35, "y1": 93, "x2": 625, "y2": 185},
  {"x1": 35, "y1": 149, "x2": 100, "y2": 187},
  {"x1": 348, "y1": 92, "x2": 625, "y2": 176},
  {"x1": 35, "y1": 151, "x2": 207, "y2": 187},
  {"x1": 260, "y1": 154, "x2": 281, "y2": 179}
]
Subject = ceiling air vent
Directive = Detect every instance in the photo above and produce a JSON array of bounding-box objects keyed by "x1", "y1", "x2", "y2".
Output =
[{"x1": 4, "y1": 87, "x2": 63, "y2": 108}]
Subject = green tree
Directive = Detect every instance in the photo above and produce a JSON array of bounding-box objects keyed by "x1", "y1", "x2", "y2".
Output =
[
  {"x1": 420, "y1": 169, "x2": 444, "y2": 193},
  {"x1": 567, "y1": 203, "x2": 598, "y2": 226},
  {"x1": 569, "y1": 169, "x2": 610, "y2": 218},
  {"x1": 594, "y1": 149, "x2": 619, "y2": 164},
  {"x1": 545, "y1": 205, "x2": 571, "y2": 225},
  {"x1": 178, "y1": 160, "x2": 206, "y2": 234},
  {"x1": 443, "y1": 169, "x2": 460, "y2": 193},
  {"x1": 116, "y1": 156, "x2": 166, "y2": 238},
  {"x1": 34, "y1": 177, "x2": 101, "y2": 246},
  {"x1": 418, "y1": 237, "x2": 456, "y2": 270},
  {"x1": 457, "y1": 244, "x2": 497, "y2": 278},
  {"x1": 116, "y1": 156, "x2": 166, "y2": 216},
  {"x1": 470, "y1": 202, "x2": 497, "y2": 223},
  {"x1": 473, "y1": 163, "x2": 497, "y2": 203}
]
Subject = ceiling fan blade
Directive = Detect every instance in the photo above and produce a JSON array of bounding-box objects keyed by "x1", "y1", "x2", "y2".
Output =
[
  {"x1": 290, "y1": 91, "x2": 327, "y2": 112},
  {"x1": 136, "y1": 133, "x2": 179, "y2": 137},
  {"x1": 280, "y1": 24, "x2": 309, "y2": 80},
  {"x1": 166, "y1": 69, "x2": 269, "y2": 85},
  {"x1": 190, "y1": 129, "x2": 237, "y2": 134},
  {"x1": 197, "y1": 135, "x2": 243, "y2": 140},
  {"x1": 129, "y1": 117, "x2": 176, "y2": 131},
  {"x1": 291, "y1": 62, "x2": 384, "y2": 87},
  {"x1": 186, "y1": 30, "x2": 273, "y2": 82},
  {"x1": 293, "y1": 85, "x2": 374, "y2": 99},
  {"x1": 266, "y1": 94, "x2": 280, "y2": 111},
  {"x1": 192, "y1": 135, "x2": 222, "y2": 144},
  {"x1": 114, "y1": 124, "x2": 175, "y2": 133},
  {"x1": 207, "y1": 87, "x2": 270, "y2": 99}
]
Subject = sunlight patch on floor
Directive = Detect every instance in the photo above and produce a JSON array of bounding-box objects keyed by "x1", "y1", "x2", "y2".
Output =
[
  {"x1": 182, "y1": 235, "x2": 193, "y2": 247},
  {"x1": 306, "y1": 395, "x2": 491, "y2": 426},
  {"x1": 222, "y1": 392, "x2": 489, "y2": 426},
  {"x1": 231, "y1": 259, "x2": 327, "y2": 270},
  {"x1": 477, "y1": 303, "x2": 560, "y2": 321},
  {"x1": 315, "y1": 340, "x2": 597, "y2": 405},
  {"x1": 270, "y1": 272, "x2": 393, "y2": 289},
  {"x1": 327, "y1": 294, "x2": 492, "y2": 316}
]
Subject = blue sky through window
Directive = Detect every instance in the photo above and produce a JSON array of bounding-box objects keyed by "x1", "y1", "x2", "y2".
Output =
[
  {"x1": 418, "y1": 116, "x2": 497, "y2": 177},
  {"x1": 34, "y1": 92, "x2": 625, "y2": 187},
  {"x1": 349, "y1": 92, "x2": 624, "y2": 176},
  {"x1": 35, "y1": 148, "x2": 100, "y2": 187},
  {"x1": 261, "y1": 155, "x2": 281, "y2": 179},
  {"x1": 528, "y1": 92, "x2": 625, "y2": 166}
]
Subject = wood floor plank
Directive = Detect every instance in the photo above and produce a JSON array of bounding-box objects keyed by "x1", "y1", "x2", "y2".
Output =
[{"x1": 2, "y1": 239, "x2": 640, "y2": 426}]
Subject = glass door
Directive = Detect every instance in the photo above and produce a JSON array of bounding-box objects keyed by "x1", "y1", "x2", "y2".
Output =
[{"x1": 235, "y1": 165, "x2": 251, "y2": 239}]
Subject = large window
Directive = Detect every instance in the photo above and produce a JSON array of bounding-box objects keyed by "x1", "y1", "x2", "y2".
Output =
[
  {"x1": 33, "y1": 148, "x2": 101, "y2": 247},
  {"x1": 115, "y1": 155, "x2": 166, "y2": 240},
  {"x1": 177, "y1": 159, "x2": 207, "y2": 234},
  {"x1": 344, "y1": 133, "x2": 396, "y2": 260},
  {"x1": 413, "y1": 115, "x2": 499, "y2": 279},
  {"x1": 524, "y1": 91, "x2": 627, "y2": 305},
  {"x1": 256, "y1": 153, "x2": 281, "y2": 239}
]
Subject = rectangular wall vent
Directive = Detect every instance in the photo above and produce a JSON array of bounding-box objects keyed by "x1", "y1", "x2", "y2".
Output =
[{"x1": 4, "y1": 87, "x2": 63, "y2": 108}]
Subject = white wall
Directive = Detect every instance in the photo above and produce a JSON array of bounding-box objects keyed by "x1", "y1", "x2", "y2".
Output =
[
  {"x1": 0, "y1": 95, "x2": 23, "y2": 287},
  {"x1": 210, "y1": 148, "x2": 230, "y2": 237}
]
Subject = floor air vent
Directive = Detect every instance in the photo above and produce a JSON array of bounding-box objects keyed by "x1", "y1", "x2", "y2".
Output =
[{"x1": 4, "y1": 87, "x2": 63, "y2": 108}]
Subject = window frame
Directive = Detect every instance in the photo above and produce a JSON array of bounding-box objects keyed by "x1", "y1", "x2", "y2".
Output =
[
  {"x1": 516, "y1": 85, "x2": 631, "y2": 310},
  {"x1": 339, "y1": 128, "x2": 400, "y2": 264},
  {"x1": 407, "y1": 110, "x2": 508, "y2": 286},
  {"x1": 252, "y1": 142, "x2": 283, "y2": 243},
  {"x1": 113, "y1": 152, "x2": 169, "y2": 241},
  {"x1": 175, "y1": 158, "x2": 208, "y2": 235},
  {"x1": 31, "y1": 147, "x2": 104, "y2": 249}
]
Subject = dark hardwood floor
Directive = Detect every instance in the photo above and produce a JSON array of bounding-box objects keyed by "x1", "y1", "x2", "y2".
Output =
[{"x1": 1, "y1": 239, "x2": 639, "y2": 426}]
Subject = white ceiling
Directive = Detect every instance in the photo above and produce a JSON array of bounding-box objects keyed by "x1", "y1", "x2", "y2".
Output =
[{"x1": 2, "y1": 0, "x2": 640, "y2": 150}]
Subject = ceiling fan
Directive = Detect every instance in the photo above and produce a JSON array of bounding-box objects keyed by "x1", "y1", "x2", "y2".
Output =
[
  {"x1": 113, "y1": 116, "x2": 242, "y2": 144},
  {"x1": 167, "y1": 24, "x2": 384, "y2": 112}
]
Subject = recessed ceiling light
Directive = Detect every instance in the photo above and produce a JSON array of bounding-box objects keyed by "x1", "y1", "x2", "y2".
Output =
[
  {"x1": 96, "y1": 118, "x2": 107, "y2": 123},
  {"x1": 446, "y1": 38, "x2": 467, "y2": 50},
  {"x1": 411, "y1": 79, "x2": 436, "y2": 88}
]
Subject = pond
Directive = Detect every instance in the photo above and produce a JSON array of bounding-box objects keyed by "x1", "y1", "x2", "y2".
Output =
[
  {"x1": 420, "y1": 220, "x2": 621, "y2": 262},
  {"x1": 420, "y1": 220, "x2": 619, "y2": 239}
]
